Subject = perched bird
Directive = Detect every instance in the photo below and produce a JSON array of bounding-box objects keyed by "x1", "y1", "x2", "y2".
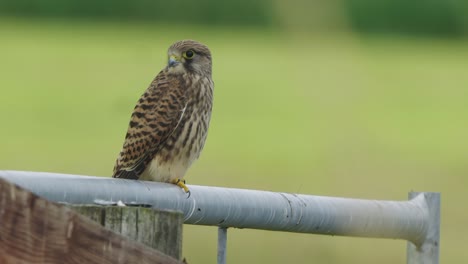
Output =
[{"x1": 113, "y1": 40, "x2": 214, "y2": 193}]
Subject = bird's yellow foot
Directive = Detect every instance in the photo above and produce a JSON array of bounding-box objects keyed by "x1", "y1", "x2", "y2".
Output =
[{"x1": 172, "y1": 179, "x2": 190, "y2": 193}]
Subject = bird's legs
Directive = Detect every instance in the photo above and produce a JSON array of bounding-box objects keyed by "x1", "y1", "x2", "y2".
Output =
[{"x1": 171, "y1": 178, "x2": 190, "y2": 194}]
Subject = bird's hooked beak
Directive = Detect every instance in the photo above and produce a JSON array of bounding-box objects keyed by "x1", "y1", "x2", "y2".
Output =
[{"x1": 168, "y1": 55, "x2": 181, "y2": 67}]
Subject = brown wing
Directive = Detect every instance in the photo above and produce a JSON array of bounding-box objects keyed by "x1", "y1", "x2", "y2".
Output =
[{"x1": 113, "y1": 70, "x2": 187, "y2": 179}]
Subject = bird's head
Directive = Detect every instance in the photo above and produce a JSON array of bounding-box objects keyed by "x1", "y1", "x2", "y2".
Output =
[{"x1": 166, "y1": 40, "x2": 212, "y2": 76}]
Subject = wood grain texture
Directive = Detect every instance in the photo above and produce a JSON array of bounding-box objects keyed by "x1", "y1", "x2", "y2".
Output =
[
  {"x1": 71, "y1": 206, "x2": 183, "y2": 259},
  {"x1": 0, "y1": 178, "x2": 183, "y2": 264}
]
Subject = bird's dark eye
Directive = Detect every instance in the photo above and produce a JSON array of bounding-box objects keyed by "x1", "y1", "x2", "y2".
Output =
[{"x1": 183, "y1": 50, "x2": 195, "y2": 59}]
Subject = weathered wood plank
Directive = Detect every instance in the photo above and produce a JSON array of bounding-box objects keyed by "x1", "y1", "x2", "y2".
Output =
[
  {"x1": 72, "y1": 206, "x2": 183, "y2": 259},
  {"x1": 0, "y1": 178, "x2": 183, "y2": 264}
]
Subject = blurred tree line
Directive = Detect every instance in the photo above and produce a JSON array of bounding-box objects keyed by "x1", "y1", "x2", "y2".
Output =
[
  {"x1": 345, "y1": 0, "x2": 468, "y2": 37},
  {"x1": 0, "y1": 0, "x2": 467, "y2": 37}
]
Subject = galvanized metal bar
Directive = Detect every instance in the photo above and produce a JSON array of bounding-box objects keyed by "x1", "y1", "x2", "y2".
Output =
[
  {"x1": 217, "y1": 227, "x2": 227, "y2": 264},
  {"x1": 0, "y1": 171, "x2": 432, "y2": 245},
  {"x1": 407, "y1": 192, "x2": 440, "y2": 264}
]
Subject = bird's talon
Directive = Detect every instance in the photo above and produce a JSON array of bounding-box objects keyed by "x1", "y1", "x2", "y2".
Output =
[{"x1": 172, "y1": 179, "x2": 190, "y2": 194}]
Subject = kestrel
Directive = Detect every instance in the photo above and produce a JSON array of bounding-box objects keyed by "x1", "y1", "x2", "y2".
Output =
[{"x1": 113, "y1": 40, "x2": 214, "y2": 193}]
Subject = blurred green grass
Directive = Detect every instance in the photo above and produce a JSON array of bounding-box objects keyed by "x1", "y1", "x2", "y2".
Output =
[{"x1": 1, "y1": 18, "x2": 468, "y2": 263}]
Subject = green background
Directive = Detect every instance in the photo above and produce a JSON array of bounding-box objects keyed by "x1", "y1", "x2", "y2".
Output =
[{"x1": 1, "y1": 1, "x2": 467, "y2": 263}]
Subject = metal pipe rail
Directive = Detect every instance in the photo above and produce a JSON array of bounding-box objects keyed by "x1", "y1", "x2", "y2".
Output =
[{"x1": 0, "y1": 170, "x2": 439, "y2": 264}]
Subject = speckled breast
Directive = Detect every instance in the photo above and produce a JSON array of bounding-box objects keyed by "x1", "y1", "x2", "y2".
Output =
[{"x1": 151, "y1": 75, "x2": 213, "y2": 181}]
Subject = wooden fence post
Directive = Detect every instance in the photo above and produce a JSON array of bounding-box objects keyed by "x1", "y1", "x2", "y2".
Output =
[
  {"x1": 71, "y1": 205, "x2": 183, "y2": 260},
  {"x1": 0, "y1": 178, "x2": 184, "y2": 264}
]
